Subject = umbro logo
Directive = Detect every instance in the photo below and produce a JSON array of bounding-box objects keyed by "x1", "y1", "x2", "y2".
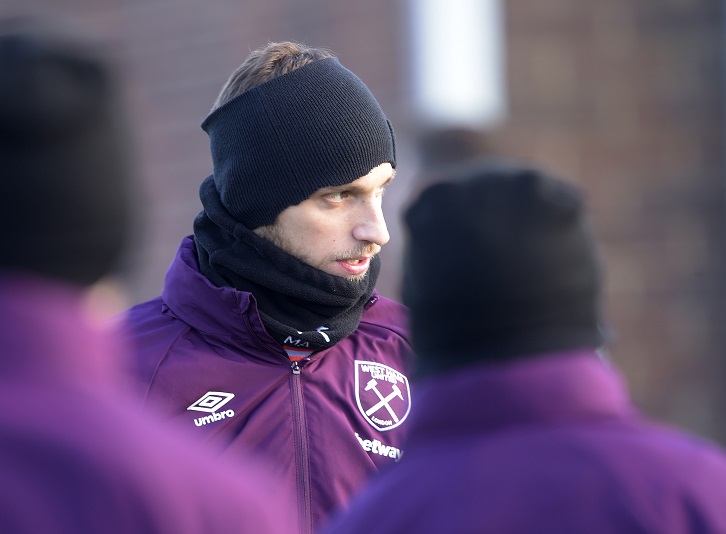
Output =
[
  {"x1": 187, "y1": 391, "x2": 236, "y2": 427},
  {"x1": 187, "y1": 391, "x2": 234, "y2": 412}
]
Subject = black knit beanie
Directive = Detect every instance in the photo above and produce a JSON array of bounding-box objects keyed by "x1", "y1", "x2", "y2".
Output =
[
  {"x1": 402, "y1": 162, "x2": 605, "y2": 376},
  {"x1": 201, "y1": 57, "x2": 396, "y2": 229},
  {"x1": 0, "y1": 23, "x2": 133, "y2": 286}
]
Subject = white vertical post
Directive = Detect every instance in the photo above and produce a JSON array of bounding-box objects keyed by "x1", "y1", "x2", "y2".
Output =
[{"x1": 409, "y1": 0, "x2": 506, "y2": 129}]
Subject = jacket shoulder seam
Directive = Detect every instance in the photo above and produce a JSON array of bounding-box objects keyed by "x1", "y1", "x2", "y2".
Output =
[{"x1": 143, "y1": 324, "x2": 191, "y2": 405}]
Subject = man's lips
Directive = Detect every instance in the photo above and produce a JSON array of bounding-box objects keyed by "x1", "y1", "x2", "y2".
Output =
[{"x1": 337, "y1": 256, "x2": 371, "y2": 275}]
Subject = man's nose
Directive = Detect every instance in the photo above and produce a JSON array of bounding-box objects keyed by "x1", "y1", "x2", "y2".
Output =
[{"x1": 352, "y1": 201, "x2": 390, "y2": 247}]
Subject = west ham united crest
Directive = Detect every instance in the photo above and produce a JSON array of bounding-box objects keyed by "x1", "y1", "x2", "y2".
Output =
[{"x1": 355, "y1": 360, "x2": 411, "y2": 431}]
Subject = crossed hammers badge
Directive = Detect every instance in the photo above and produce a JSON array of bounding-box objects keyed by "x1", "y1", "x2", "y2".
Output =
[{"x1": 355, "y1": 361, "x2": 411, "y2": 431}]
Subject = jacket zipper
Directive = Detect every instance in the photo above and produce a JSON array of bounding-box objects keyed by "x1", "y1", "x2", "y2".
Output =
[{"x1": 290, "y1": 360, "x2": 313, "y2": 534}]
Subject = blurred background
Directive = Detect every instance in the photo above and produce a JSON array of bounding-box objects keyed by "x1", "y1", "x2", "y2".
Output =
[{"x1": 5, "y1": 0, "x2": 725, "y2": 443}]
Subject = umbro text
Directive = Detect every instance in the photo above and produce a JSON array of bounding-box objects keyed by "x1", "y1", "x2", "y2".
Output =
[{"x1": 194, "y1": 409, "x2": 235, "y2": 427}]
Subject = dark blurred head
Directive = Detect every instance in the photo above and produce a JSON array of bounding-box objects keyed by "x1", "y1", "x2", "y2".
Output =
[
  {"x1": 416, "y1": 127, "x2": 492, "y2": 172},
  {"x1": 409, "y1": 127, "x2": 494, "y2": 200},
  {"x1": 402, "y1": 161, "x2": 606, "y2": 376},
  {"x1": 0, "y1": 19, "x2": 134, "y2": 287}
]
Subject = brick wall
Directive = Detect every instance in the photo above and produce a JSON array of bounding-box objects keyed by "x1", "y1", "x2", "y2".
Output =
[
  {"x1": 497, "y1": 0, "x2": 726, "y2": 441},
  {"x1": 5, "y1": 0, "x2": 725, "y2": 441}
]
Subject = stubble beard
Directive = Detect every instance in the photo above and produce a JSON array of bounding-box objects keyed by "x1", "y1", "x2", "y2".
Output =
[{"x1": 255, "y1": 223, "x2": 378, "y2": 282}]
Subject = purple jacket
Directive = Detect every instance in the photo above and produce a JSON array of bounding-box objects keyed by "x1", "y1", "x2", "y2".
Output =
[
  {"x1": 0, "y1": 273, "x2": 293, "y2": 534},
  {"x1": 121, "y1": 237, "x2": 415, "y2": 533},
  {"x1": 323, "y1": 350, "x2": 726, "y2": 534}
]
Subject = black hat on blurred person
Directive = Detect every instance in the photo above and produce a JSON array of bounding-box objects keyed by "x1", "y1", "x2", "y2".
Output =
[
  {"x1": 0, "y1": 19, "x2": 133, "y2": 287},
  {"x1": 402, "y1": 162, "x2": 606, "y2": 376}
]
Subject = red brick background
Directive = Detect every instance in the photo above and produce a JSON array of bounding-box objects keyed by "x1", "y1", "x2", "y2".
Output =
[
  {"x1": 5, "y1": 0, "x2": 725, "y2": 442},
  {"x1": 498, "y1": 0, "x2": 726, "y2": 442}
]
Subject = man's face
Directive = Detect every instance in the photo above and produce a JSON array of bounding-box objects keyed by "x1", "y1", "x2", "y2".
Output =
[{"x1": 254, "y1": 162, "x2": 394, "y2": 280}]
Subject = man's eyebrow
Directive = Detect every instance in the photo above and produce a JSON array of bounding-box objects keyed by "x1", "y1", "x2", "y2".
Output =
[{"x1": 318, "y1": 172, "x2": 395, "y2": 194}]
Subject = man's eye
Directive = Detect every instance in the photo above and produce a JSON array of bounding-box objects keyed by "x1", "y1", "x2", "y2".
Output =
[{"x1": 326, "y1": 192, "x2": 347, "y2": 202}]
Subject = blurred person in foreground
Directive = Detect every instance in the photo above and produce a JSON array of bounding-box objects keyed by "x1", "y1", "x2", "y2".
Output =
[
  {"x1": 322, "y1": 162, "x2": 726, "y2": 534},
  {"x1": 0, "y1": 20, "x2": 294, "y2": 533},
  {"x1": 119, "y1": 41, "x2": 414, "y2": 533}
]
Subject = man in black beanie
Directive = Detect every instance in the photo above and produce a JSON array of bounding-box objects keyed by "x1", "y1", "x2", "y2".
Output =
[
  {"x1": 322, "y1": 162, "x2": 726, "y2": 534},
  {"x1": 120, "y1": 41, "x2": 414, "y2": 533},
  {"x1": 0, "y1": 19, "x2": 296, "y2": 533}
]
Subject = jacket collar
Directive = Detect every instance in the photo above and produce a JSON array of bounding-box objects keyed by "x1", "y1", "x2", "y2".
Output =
[
  {"x1": 163, "y1": 237, "x2": 382, "y2": 348},
  {"x1": 408, "y1": 350, "x2": 635, "y2": 441},
  {"x1": 162, "y1": 237, "x2": 272, "y2": 343}
]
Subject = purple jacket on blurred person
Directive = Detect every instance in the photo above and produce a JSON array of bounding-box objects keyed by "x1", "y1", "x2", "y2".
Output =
[
  {"x1": 0, "y1": 276, "x2": 294, "y2": 533},
  {"x1": 323, "y1": 350, "x2": 726, "y2": 534}
]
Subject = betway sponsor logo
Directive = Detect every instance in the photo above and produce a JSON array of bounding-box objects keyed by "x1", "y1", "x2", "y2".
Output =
[
  {"x1": 187, "y1": 391, "x2": 236, "y2": 427},
  {"x1": 355, "y1": 432, "x2": 404, "y2": 462}
]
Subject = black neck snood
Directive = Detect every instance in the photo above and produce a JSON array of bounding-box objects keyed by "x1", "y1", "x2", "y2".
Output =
[{"x1": 193, "y1": 176, "x2": 379, "y2": 352}]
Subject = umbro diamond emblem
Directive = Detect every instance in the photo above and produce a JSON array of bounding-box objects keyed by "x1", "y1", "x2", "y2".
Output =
[{"x1": 187, "y1": 391, "x2": 236, "y2": 427}]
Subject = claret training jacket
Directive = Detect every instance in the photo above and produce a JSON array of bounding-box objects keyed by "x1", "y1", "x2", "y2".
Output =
[
  {"x1": 121, "y1": 237, "x2": 415, "y2": 533},
  {"x1": 322, "y1": 350, "x2": 726, "y2": 534}
]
